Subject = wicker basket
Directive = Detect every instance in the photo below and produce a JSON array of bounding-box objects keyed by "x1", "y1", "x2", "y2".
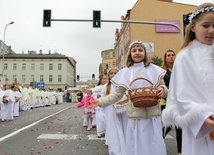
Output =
[{"x1": 128, "y1": 78, "x2": 158, "y2": 108}]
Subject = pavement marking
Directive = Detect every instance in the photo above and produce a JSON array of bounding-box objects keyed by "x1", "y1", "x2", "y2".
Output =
[
  {"x1": 36, "y1": 134, "x2": 105, "y2": 141},
  {"x1": 0, "y1": 107, "x2": 71, "y2": 143},
  {"x1": 37, "y1": 134, "x2": 78, "y2": 140},
  {"x1": 87, "y1": 134, "x2": 105, "y2": 141},
  {"x1": 36, "y1": 133, "x2": 172, "y2": 141}
]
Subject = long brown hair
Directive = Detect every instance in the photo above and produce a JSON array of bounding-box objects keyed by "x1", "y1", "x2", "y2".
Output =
[
  {"x1": 181, "y1": 3, "x2": 214, "y2": 49},
  {"x1": 97, "y1": 74, "x2": 106, "y2": 86},
  {"x1": 162, "y1": 50, "x2": 176, "y2": 70},
  {"x1": 106, "y1": 68, "x2": 118, "y2": 95}
]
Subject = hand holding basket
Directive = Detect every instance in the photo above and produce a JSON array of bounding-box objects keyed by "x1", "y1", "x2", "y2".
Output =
[{"x1": 128, "y1": 78, "x2": 158, "y2": 108}]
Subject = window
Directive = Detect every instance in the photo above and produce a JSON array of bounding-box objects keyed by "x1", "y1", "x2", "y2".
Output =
[
  {"x1": 112, "y1": 52, "x2": 115, "y2": 58},
  {"x1": 22, "y1": 75, "x2": 25, "y2": 83},
  {"x1": 13, "y1": 75, "x2": 17, "y2": 81},
  {"x1": 31, "y1": 63, "x2": 35, "y2": 70},
  {"x1": 40, "y1": 63, "x2": 44, "y2": 70},
  {"x1": 49, "y1": 75, "x2": 53, "y2": 82},
  {"x1": 4, "y1": 63, "x2": 8, "y2": 70},
  {"x1": 22, "y1": 63, "x2": 26, "y2": 70},
  {"x1": 104, "y1": 53, "x2": 108, "y2": 59},
  {"x1": 106, "y1": 64, "x2": 109, "y2": 70},
  {"x1": 13, "y1": 63, "x2": 17, "y2": 70},
  {"x1": 58, "y1": 75, "x2": 62, "y2": 82},
  {"x1": 31, "y1": 75, "x2": 35, "y2": 81},
  {"x1": 49, "y1": 64, "x2": 53, "y2": 70},
  {"x1": 40, "y1": 75, "x2": 44, "y2": 81},
  {"x1": 58, "y1": 64, "x2": 62, "y2": 70}
]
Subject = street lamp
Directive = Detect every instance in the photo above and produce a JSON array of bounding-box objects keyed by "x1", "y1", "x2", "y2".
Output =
[{"x1": 2, "y1": 21, "x2": 14, "y2": 77}]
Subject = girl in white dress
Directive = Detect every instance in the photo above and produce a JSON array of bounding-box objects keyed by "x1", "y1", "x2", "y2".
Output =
[
  {"x1": 13, "y1": 86, "x2": 21, "y2": 117},
  {"x1": 92, "y1": 74, "x2": 107, "y2": 137},
  {"x1": 90, "y1": 40, "x2": 167, "y2": 155},
  {"x1": 2, "y1": 84, "x2": 15, "y2": 121},
  {"x1": 99, "y1": 67, "x2": 129, "y2": 155},
  {"x1": 162, "y1": 3, "x2": 214, "y2": 155}
]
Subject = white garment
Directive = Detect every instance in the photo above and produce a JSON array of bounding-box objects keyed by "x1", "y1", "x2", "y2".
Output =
[
  {"x1": 3, "y1": 89, "x2": 15, "y2": 120},
  {"x1": 162, "y1": 40, "x2": 214, "y2": 155},
  {"x1": 99, "y1": 62, "x2": 166, "y2": 155},
  {"x1": 92, "y1": 85, "x2": 106, "y2": 135},
  {"x1": 14, "y1": 91, "x2": 21, "y2": 116},
  {"x1": 100, "y1": 83, "x2": 128, "y2": 155},
  {"x1": 126, "y1": 117, "x2": 166, "y2": 155}
]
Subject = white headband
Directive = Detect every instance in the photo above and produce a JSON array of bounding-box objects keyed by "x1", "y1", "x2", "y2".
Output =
[
  {"x1": 128, "y1": 40, "x2": 145, "y2": 52},
  {"x1": 188, "y1": 6, "x2": 214, "y2": 22}
]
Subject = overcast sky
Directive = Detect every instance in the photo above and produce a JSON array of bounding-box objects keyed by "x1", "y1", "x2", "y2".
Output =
[{"x1": 0, "y1": 0, "x2": 213, "y2": 81}]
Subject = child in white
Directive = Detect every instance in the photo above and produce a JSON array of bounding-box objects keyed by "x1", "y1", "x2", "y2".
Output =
[
  {"x1": 2, "y1": 84, "x2": 15, "y2": 121},
  {"x1": 91, "y1": 40, "x2": 167, "y2": 155},
  {"x1": 99, "y1": 67, "x2": 129, "y2": 155},
  {"x1": 13, "y1": 86, "x2": 21, "y2": 117},
  {"x1": 162, "y1": 3, "x2": 214, "y2": 155},
  {"x1": 92, "y1": 74, "x2": 108, "y2": 137}
]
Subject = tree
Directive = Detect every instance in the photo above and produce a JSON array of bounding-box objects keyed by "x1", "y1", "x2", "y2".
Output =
[{"x1": 151, "y1": 56, "x2": 163, "y2": 67}]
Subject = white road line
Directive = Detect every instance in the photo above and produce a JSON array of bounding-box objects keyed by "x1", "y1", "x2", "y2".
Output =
[
  {"x1": 87, "y1": 134, "x2": 105, "y2": 141},
  {"x1": 37, "y1": 134, "x2": 105, "y2": 141},
  {"x1": 0, "y1": 107, "x2": 70, "y2": 142},
  {"x1": 37, "y1": 134, "x2": 78, "y2": 140}
]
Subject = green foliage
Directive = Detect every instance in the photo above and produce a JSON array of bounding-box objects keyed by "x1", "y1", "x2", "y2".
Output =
[{"x1": 151, "y1": 56, "x2": 163, "y2": 67}]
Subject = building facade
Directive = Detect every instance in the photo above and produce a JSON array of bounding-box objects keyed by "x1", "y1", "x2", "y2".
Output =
[
  {"x1": 0, "y1": 51, "x2": 77, "y2": 91},
  {"x1": 99, "y1": 49, "x2": 116, "y2": 75},
  {"x1": 114, "y1": 0, "x2": 196, "y2": 69}
]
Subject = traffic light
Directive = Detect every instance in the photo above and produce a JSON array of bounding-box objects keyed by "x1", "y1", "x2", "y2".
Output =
[
  {"x1": 93, "y1": 10, "x2": 101, "y2": 28},
  {"x1": 43, "y1": 10, "x2": 51, "y2": 27},
  {"x1": 92, "y1": 74, "x2": 95, "y2": 80},
  {"x1": 77, "y1": 75, "x2": 80, "y2": 81}
]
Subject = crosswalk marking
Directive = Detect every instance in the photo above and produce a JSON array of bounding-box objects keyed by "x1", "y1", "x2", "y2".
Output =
[
  {"x1": 37, "y1": 133, "x2": 173, "y2": 141},
  {"x1": 87, "y1": 134, "x2": 105, "y2": 141},
  {"x1": 37, "y1": 134, "x2": 78, "y2": 140}
]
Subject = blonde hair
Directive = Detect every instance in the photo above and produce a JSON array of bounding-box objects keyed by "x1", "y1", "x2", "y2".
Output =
[
  {"x1": 86, "y1": 89, "x2": 93, "y2": 94},
  {"x1": 181, "y1": 3, "x2": 214, "y2": 49},
  {"x1": 126, "y1": 40, "x2": 150, "y2": 67}
]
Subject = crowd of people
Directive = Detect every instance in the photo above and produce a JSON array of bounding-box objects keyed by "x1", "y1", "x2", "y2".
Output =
[
  {"x1": 0, "y1": 2, "x2": 213, "y2": 155},
  {"x1": 0, "y1": 81, "x2": 67, "y2": 122},
  {"x1": 76, "y1": 2, "x2": 214, "y2": 155}
]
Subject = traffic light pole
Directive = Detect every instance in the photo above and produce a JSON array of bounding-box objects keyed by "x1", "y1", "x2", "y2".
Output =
[{"x1": 51, "y1": 19, "x2": 184, "y2": 41}]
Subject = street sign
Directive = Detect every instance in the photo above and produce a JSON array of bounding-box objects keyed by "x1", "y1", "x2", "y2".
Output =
[{"x1": 36, "y1": 81, "x2": 46, "y2": 89}]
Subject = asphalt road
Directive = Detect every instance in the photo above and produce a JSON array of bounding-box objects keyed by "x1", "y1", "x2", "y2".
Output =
[{"x1": 0, "y1": 102, "x2": 178, "y2": 155}]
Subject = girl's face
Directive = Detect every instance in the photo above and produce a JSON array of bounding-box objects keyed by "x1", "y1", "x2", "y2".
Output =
[
  {"x1": 86, "y1": 91, "x2": 92, "y2": 97},
  {"x1": 165, "y1": 51, "x2": 175, "y2": 63},
  {"x1": 130, "y1": 44, "x2": 146, "y2": 63},
  {"x1": 109, "y1": 69, "x2": 118, "y2": 80},
  {"x1": 191, "y1": 12, "x2": 214, "y2": 45},
  {"x1": 101, "y1": 75, "x2": 107, "y2": 85}
]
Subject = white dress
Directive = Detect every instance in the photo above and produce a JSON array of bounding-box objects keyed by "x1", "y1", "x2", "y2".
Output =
[
  {"x1": 92, "y1": 85, "x2": 106, "y2": 135},
  {"x1": 100, "y1": 83, "x2": 128, "y2": 155},
  {"x1": 13, "y1": 91, "x2": 21, "y2": 116},
  {"x1": 162, "y1": 40, "x2": 214, "y2": 155},
  {"x1": 3, "y1": 89, "x2": 15, "y2": 120},
  {"x1": 99, "y1": 62, "x2": 167, "y2": 155}
]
